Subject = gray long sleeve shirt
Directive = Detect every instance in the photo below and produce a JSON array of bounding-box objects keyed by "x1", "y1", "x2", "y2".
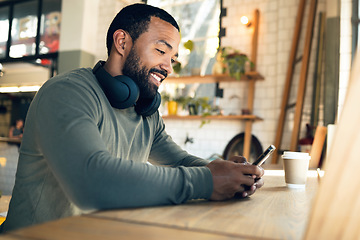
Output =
[{"x1": 2, "y1": 68, "x2": 213, "y2": 232}]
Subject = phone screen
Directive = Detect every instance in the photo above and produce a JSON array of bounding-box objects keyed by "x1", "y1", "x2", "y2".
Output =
[{"x1": 252, "y1": 145, "x2": 276, "y2": 166}]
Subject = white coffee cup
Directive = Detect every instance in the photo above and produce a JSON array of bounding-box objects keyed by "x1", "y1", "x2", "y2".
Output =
[{"x1": 282, "y1": 151, "x2": 311, "y2": 188}]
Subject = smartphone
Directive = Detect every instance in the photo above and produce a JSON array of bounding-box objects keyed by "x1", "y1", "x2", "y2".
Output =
[{"x1": 252, "y1": 145, "x2": 276, "y2": 166}]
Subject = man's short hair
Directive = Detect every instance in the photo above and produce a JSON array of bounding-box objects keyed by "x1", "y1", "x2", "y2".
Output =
[{"x1": 106, "y1": 3, "x2": 180, "y2": 56}]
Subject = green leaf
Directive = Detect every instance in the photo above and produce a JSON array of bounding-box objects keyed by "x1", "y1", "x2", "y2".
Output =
[{"x1": 184, "y1": 40, "x2": 194, "y2": 51}]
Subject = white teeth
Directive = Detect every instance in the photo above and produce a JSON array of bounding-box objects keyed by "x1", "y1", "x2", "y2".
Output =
[{"x1": 151, "y1": 73, "x2": 161, "y2": 82}]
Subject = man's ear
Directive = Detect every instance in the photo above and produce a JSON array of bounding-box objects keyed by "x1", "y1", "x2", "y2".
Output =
[{"x1": 112, "y1": 29, "x2": 130, "y2": 56}]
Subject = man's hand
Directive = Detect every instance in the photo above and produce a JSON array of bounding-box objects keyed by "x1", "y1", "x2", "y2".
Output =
[{"x1": 206, "y1": 157, "x2": 264, "y2": 201}]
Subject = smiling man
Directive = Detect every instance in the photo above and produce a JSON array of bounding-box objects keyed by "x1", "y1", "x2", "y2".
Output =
[{"x1": 1, "y1": 3, "x2": 264, "y2": 232}]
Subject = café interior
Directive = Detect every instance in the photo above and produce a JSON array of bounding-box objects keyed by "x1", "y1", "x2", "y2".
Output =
[{"x1": 0, "y1": 0, "x2": 359, "y2": 239}]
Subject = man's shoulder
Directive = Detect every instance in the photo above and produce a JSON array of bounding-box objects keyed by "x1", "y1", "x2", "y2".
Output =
[
  {"x1": 41, "y1": 68, "x2": 99, "y2": 91},
  {"x1": 50, "y1": 67, "x2": 94, "y2": 83}
]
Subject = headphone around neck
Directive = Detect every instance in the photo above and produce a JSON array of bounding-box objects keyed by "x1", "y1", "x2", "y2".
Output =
[{"x1": 92, "y1": 61, "x2": 161, "y2": 117}]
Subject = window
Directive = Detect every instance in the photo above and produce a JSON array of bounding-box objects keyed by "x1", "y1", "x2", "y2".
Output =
[
  {"x1": 147, "y1": 0, "x2": 220, "y2": 76},
  {"x1": 0, "y1": 0, "x2": 61, "y2": 62},
  {"x1": 0, "y1": 6, "x2": 10, "y2": 59},
  {"x1": 146, "y1": 0, "x2": 222, "y2": 115},
  {"x1": 10, "y1": 0, "x2": 38, "y2": 58},
  {"x1": 40, "y1": 0, "x2": 61, "y2": 55}
]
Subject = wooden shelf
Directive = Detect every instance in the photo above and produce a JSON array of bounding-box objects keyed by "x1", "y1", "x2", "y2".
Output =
[
  {"x1": 165, "y1": 72, "x2": 264, "y2": 84},
  {"x1": 162, "y1": 115, "x2": 263, "y2": 121}
]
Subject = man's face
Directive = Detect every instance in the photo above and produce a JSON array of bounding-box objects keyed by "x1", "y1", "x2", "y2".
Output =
[{"x1": 122, "y1": 17, "x2": 180, "y2": 99}]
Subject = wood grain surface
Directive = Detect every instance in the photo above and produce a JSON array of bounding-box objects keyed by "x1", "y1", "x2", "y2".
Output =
[{"x1": 91, "y1": 171, "x2": 319, "y2": 240}]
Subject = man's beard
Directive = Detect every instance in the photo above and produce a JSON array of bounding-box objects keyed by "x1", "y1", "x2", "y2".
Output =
[{"x1": 122, "y1": 47, "x2": 158, "y2": 99}]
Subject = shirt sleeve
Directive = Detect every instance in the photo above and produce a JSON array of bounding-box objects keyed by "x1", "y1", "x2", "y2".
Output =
[
  {"x1": 33, "y1": 78, "x2": 213, "y2": 211},
  {"x1": 148, "y1": 116, "x2": 211, "y2": 167}
]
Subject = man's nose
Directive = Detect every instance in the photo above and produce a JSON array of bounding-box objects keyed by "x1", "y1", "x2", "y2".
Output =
[{"x1": 160, "y1": 59, "x2": 173, "y2": 75}]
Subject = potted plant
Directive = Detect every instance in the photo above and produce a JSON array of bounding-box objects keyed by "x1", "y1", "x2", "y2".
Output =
[
  {"x1": 218, "y1": 47, "x2": 253, "y2": 80},
  {"x1": 161, "y1": 92, "x2": 188, "y2": 116},
  {"x1": 161, "y1": 92, "x2": 215, "y2": 127},
  {"x1": 184, "y1": 96, "x2": 213, "y2": 127},
  {"x1": 186, "y1": 97, "x2": 211, "y2": 116}
]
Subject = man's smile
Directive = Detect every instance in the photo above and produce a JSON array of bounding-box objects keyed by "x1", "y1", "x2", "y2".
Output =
[
  {"x1": 149, "y1": 70, "x2": 167, "y2": 87},
  {"x1": 150, "y1": 72, "x2": 162, "y2": 87}
]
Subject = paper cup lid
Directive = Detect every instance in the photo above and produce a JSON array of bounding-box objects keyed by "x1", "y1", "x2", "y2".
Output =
[{"x1": 282, "y1": 151, "x2": 311, "y2": 160}]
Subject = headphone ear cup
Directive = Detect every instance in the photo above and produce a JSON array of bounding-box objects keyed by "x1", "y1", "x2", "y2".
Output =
[
  {"x1": 93, "y1": 61, "x2": 139, "y2": 109},
  {"x1": 108, "y1": 75, "x2": 140, "y2": 109},
  {"x1": 135, "y1": 92, "x2": 161, "y2": 117}
]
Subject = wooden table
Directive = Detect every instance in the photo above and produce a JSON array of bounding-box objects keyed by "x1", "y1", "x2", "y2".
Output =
[{"x1": 1, "y1": 170, "x2": 320, "y2": 240}]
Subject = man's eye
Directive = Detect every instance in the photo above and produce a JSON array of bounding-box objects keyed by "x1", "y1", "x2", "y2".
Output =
[
  {"x1": 156, "y1": 49, "x2": 165, "y2": 54},
  {"x1": 171, "y1": 59, "x2": 176, "y2": 64}
]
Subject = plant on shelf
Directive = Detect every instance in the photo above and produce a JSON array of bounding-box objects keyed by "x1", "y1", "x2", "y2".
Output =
[
  {"x1": 186, "y1": 96, "x2": 212, "y2": 127},
  {"x1": 185, "y1": 96, "x2": 211, "y2": 116},
  {"x1": 218, "y1": 46, "x2": 254, "y2": 80},
  {"x1": 161, "y1": 92, "x2": 213, "y2": 127},
  {"x1": 161, "y1": 92, "x2": 187, "y2": 116}
]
